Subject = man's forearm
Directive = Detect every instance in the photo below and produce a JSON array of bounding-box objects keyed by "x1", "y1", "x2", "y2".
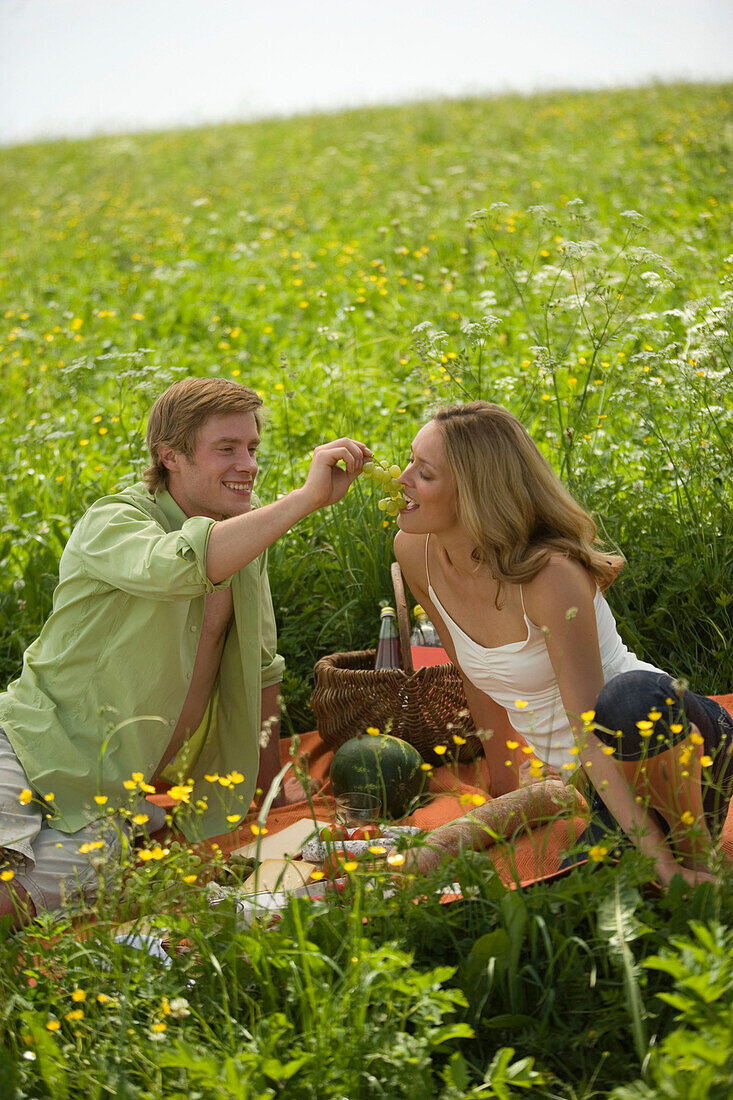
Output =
[
  {"x1": 206, "y1": 437, "x2": 371, "y2": 583},
  {"x1": 206, "y1": 489, "x2": 312, "y2": 584}
]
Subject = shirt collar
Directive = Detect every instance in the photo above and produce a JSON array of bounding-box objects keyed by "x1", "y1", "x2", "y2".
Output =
[{"x1": 154, "y1": 488, "x2": 191, "y2": 531}]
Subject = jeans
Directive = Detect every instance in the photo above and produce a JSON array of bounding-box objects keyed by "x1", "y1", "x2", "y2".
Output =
[{"x1": 564, "y1": 671, "x2": 733, "y2": 861}]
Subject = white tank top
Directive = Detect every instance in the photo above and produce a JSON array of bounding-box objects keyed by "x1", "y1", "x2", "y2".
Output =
[{"x1": 425, "y1": 536, "x2": 664, "y2": 771}]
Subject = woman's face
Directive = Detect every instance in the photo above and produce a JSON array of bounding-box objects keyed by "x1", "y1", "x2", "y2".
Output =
[{"x1": 397, "y1": 421, "x2": 460, "y2": 534}]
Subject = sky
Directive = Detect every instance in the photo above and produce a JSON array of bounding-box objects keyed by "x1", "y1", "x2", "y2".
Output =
[{"x1": 1, "y1": 0, "x2": 732, "y2": 146}]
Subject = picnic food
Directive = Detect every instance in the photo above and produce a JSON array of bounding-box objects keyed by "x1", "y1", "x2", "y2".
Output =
[
  {"x1": 330, "y1": 733, "x2": 424, "y2": 819},
  {"x1": 362, "y1": 458, "x2": 406, "y2": 517},
  {"x1": 242, "y1": 858, "x2": 320, "y2": 894},
  {"x1": 320, "y1": 824, "x2": 349, "y2": 843},
  {"x1": 399, "y1": 780, "x2": 587, "y2": 874},
  {"x1": 351, "y1": 824, "x2": 382, "y2": 841}
]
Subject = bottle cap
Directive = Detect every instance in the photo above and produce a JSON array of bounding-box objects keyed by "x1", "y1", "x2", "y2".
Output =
[
  {"x1": 379, "y1": 605, "x2": 396, "y2": 618},
  {"x1": 413, "y1": 604, "x2": 427, "y2": 618}
]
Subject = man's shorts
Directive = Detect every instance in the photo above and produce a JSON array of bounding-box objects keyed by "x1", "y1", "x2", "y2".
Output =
[{"x1": 0, "y1": 726, "x2": 166, "y2": 916}]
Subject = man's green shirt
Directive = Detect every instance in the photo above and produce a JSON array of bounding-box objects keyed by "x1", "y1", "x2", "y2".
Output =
[{"x1": 0, "y1": 484, "x2": 285, "y2": 840}]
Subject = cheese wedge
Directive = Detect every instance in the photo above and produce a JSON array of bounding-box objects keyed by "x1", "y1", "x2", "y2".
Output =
[
  {"x1": 242, "y1": 858, "x2": 319, "y2": 895},
  {"x1": 231, "y1": 818, "x2": 328, "y2": 862}
]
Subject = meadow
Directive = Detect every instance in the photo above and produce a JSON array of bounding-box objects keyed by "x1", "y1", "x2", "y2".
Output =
[{"x1": 0, "y1": 82, "x2": 732, "y2": 1097}]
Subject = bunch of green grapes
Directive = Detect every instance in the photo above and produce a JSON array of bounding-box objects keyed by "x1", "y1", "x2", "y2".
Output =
[{"x1": 362, "y1": 459, "x2": 406, "y2": 517}]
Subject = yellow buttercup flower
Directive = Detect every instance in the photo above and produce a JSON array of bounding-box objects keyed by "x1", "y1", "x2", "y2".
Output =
[
  {"x1": 589, "y1": 845, "x2": 608, "y2": 863},
  {"x1": 689, "y1": 730, "x2": 703, "y2": 745},
  {"x1": 365, "y1": 726, "x2": 380, "y2": 736},
  {"x1": 515, "y1": 699, "x2": 529, "y2": 709},
  {"x1": 131, "y1": 813, "x2": 149, "y2": 826},
  {"x1": 46, "y1": 1020, "x2": 61, "y2": 1031},
  {"x1": 1, "y1": 870, "x2": 14, "y2": 882},
  {"x1": 700, "y1": 756, "x2": 713, "y2": 768},
  {"x1": 433, "y1": 745, "x2": 447, "y2": 756},
  {"x1": 167, "y1": 785, "x2": 193, "y2": 803},
  {"x1": 452, "y1": 735, "x2": 467, "y2": 745},
  {"x1": 680, "y1": 811, "x2": 695, "y2": 826},
  {"x1": 506, "y1": 740, "x2": 519, "y2": 750},
  {"x1": 250, "y1": 824, "x2": 267, "y2": 837},
  {"x1": 71, "y1": 989, "x2": 86, "y2": 1002},
  {"x1": 226, "y1": 814, "x2": 241, "y2": 824},
  {"x1": 19, "y1": 789, "x2": 32, "y2": 805},
  {"x1": 647, "y1": 711, "x2": 662, "y2": 721},
  {"x1": 131, "y1": 772, "x2": 144, "y2": 783},
  {"x1": 580, "y1": 710, "x2": 596, "y2": 722},
  {"x1": 343, "y1": 860, "x2": 358, "y2": 872},
  {"x1": 93, "y1": 795, "x2": 108, "y2": 806},
  {"x1": 182, "y1": 874, "x2": 197, "y2": 884}
]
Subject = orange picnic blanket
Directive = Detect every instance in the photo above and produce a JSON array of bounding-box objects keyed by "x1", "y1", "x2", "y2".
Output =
[
  {"x1": 150, "y1": 692, "x2": 733, "y2": 886},
  {"x1": 233, "y1": 730, "x2": 588, "y2": 886}
]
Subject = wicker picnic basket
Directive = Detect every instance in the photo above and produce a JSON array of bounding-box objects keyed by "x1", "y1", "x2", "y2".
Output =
[{"x1": 310, "y1": 562, "x2": 483, "y2": 762}]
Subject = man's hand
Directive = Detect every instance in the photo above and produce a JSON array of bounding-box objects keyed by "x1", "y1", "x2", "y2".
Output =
[{"x1": 300, "y1": 438, "x2": 372, "y2": 511}]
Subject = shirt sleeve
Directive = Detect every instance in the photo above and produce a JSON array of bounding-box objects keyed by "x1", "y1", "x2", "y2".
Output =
[
  {"x1": 259, "y1": 551, "x2": 285, "y2": 687},
  {"x1": 73, "y1": 499, "x2": 232, "y2": 600}
]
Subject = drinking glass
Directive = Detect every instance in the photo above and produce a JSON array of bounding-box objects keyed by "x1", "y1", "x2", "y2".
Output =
[{"x1": 334, "y1": 791, "x2": 381, "y2": 828}]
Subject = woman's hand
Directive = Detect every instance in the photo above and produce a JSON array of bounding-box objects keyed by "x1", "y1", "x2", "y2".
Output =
[{"x1": 656, "y1": 860, "x2": 717, "y2": 889}]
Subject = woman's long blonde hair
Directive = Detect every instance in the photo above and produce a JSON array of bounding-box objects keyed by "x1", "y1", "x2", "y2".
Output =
[{"x1": 433, "y1": 402, "x2": 623, "y2": 591}]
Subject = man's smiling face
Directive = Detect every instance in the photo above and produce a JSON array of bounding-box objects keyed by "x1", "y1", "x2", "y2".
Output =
[{"x1": 162, "y1": 411, "x2": 260, "y2": 520}]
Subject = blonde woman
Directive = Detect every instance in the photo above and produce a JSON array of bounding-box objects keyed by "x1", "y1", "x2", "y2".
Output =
[{"x1": 395, "y1": 402, "x2": 732, "y2": 887}]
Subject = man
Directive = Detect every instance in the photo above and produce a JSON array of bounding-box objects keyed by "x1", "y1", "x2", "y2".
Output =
[{"x1": 0, "y1": 377, "x2": 370, "y2": 925}]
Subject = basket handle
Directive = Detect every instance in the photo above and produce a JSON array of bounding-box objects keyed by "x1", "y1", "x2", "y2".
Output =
[{"x1": 390, "y1": 561, "x2": 414, "y2": 675}]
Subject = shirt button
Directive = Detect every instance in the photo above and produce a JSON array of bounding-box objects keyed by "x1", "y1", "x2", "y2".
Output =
[
  {"x1": 190, "y1": 625, "x2": 197, "y2": 632},
  {"x1": 169, "y1": 719, "x2": 176, "y2": 726}
]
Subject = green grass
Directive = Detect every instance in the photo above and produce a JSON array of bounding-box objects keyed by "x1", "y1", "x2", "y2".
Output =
[
  {"x1": 1, "y1": 81, "x2": 732, "y2": 727},
  {"x1": 1, "y1": 81, "x2": 732, "y2": 1096}
]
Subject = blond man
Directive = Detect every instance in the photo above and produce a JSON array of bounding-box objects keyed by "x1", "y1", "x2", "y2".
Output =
[{"x1": 0, "y1": 377, "x2": 370, "y2": 925}]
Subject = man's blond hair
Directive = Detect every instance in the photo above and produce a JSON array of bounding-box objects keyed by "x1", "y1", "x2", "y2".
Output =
[{"x1": 144, "y1": 377, "x2": 263, "y2": 493}]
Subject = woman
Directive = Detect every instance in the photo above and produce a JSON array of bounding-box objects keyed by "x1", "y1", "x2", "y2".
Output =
[{"x1": 394, "y1": 402, "x2": 733, "y2": 887}]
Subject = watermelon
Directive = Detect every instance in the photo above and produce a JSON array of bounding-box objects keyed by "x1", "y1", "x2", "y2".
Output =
[{"x1": 330, "y1": 734, "x2": 425, "y2": 820}]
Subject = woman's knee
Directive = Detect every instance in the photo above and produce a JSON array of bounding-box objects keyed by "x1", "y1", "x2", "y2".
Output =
[{"x1": 593, "y1": 671, "x2": 687, "y2": 761}]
